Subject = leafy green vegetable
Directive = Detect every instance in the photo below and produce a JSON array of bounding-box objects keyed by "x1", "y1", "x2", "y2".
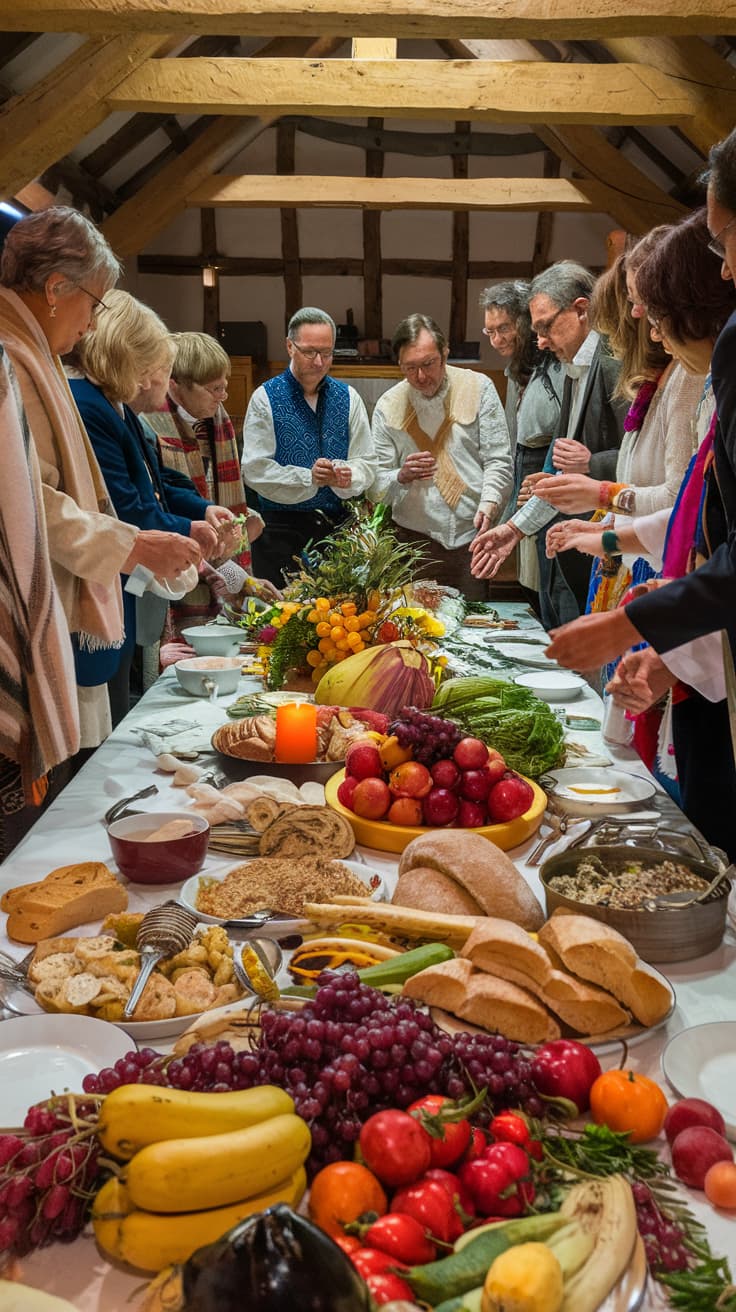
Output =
[{"x1": 432, "y1": 675, "x2": 565, "y2": 778}]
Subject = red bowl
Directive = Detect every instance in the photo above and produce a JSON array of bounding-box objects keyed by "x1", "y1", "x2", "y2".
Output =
[{"x1": 107, "y1": 812, "x2": 210, "y2": 885}]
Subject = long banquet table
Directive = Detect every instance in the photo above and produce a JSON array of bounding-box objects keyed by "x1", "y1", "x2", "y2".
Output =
[{"x1": 1, "y1": 603, "x2": 734, "y2": 1308}]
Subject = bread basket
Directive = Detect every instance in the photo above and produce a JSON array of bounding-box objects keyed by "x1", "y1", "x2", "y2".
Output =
[{"x1": 540, "y1": 844, "x2": 730, "y2": 963}]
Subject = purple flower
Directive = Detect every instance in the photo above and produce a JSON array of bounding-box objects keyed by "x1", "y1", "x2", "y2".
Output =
[{"x1": 256, "y1": 624, "x2": 279, "y2": 643}]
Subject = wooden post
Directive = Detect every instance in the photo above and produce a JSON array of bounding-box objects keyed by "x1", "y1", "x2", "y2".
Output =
[
  {"x1": 200, "y1": 206, "x2": 220, "y2": 336},
  {"x1": 450, "y1": 121, "x2": 470, "y2": 353},
  {"x1": 363, "y1": 116, "x2": 384, "y2": 343},
  {"x1": 277, "y1": 120, "x2": 302, "y2": 325},
  {"x1": 531, "y1": 149, "x2": 560, "y2": 275}
]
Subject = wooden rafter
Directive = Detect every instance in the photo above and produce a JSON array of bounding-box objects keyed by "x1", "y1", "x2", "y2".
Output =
[
  {"x1": 0, "y1": 33, "x2": 171, "y2": 203},
  {"x1": 107, "y1": 57, "x2": 704, "y2": 125},
  {"x1": 277, "y1": 120, "x2": 302, "y2": 321},
  {"x1": 450, "y1": 121, "x2": 470, "y2": 352},
  {"x1": 8, "y1": 1, "x2": 736, "y2": 39},
  {"x1": 138, "y1": 253, "x2": 536, "y2": 280},
  {"x1": 352, "y1": 38, "x2": 397, "y2": 58},
  {"x1": 0, "y1": 31, "x2": 39, "y2": 70},
  {"x1": 288, "y1": 117, "x2": 543, "y2": 157}
]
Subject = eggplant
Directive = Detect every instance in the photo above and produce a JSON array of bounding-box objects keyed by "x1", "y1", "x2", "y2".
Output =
[{"x1": 180, "y1": 1204, "x2": 371, "y2": 1311}]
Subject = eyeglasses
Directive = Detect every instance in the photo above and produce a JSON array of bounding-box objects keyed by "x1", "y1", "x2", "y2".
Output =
[
  {"x1": 402, "y1": 355, "x2": 442, "y2": 377},
  {"x1": 202, "y1": 381, "x2": 228, "y2": 398},
  {"x1": 708, "y1": 214, "x2": 736, "y2": 259},
  {"x1": 289, "y1": 339, "x2": 334, "y2": 362},
  {"x1": 531, "y1": 306, "x2": 568, "y2": 339},
  {"x1": 77, "y1": 284, "x2": 109, "y2": 316},
  {"x1": 482, "y1": 323, "x2": 515, "y2": 339}
]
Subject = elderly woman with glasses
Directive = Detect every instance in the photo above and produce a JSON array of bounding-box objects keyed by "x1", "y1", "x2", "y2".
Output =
[
  {"x1": 0, "y1": 207, "x2": 199, "y2": 764},
  {"x1": 142, "y1": 331, "x2": 277, "y2": 626}
]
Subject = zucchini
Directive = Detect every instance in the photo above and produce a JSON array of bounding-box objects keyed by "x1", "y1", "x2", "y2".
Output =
[
  {"x1": 406, "y1": 1214, "x2": 566, "y2": 1304},
  {"x1": 357, "y1": 941, "x2": 455, "y2": 986},
  {"x1": 434, "y1": 1291, "x2": 483, "y2": 1312}
]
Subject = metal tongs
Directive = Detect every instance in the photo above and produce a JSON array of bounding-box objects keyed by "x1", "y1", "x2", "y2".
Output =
[{"x1": 104, "y1": 784, "x2": 159, "y2": 826}]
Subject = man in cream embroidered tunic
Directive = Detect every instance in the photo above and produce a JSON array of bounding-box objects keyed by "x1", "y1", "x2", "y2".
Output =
[{"x1": 370, "y1": 314, "x2": 512, "y2": 598}]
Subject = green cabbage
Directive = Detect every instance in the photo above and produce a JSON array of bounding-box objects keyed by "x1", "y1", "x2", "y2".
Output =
[{"x1": 432, "y1": 676, "x2": 565, "y2": 778}]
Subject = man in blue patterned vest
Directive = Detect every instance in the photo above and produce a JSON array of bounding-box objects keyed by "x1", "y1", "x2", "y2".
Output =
[{"x1": 242, "y1": 307, "x2": 376, "y2": 585}]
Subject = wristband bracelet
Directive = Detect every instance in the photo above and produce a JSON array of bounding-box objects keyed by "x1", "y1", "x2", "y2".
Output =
[
  {"x1": 601, "y1": 528, "x2": 621, "y2": 557},
  {"x1": 598, "y1": 481, "x2": 612, "y2": 509},
  {"x1": 612, "y1": 486, "x2": 636, "y2": 514}
]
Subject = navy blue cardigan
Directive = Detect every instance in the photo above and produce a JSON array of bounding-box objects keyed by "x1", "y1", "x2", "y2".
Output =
[{"x1": 70, "y1": 377, "x2": 210, "y2": 533}]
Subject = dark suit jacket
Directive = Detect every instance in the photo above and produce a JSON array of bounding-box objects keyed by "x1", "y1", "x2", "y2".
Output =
[
  {"x1": 70, "y1": 377, "x2": 210, "y2": 533},
  {"x1": 626, "y1": 311, "x2": 736, "y2": 655}
]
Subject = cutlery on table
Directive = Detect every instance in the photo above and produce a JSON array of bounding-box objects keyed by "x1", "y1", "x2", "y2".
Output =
[{"x1": 124, "y1": 901, "x2": 199, "y2": 1019}]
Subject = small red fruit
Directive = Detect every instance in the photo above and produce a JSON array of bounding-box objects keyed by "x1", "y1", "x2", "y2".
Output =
[
  {"x1": 459, "y1": 769, "x2": 492, "y2": 802},
  {"x1": 336, "y1": 775, "x2": 359, "y2": 810},
  {"x1": 484, "y1": 756, "x2": 507, "y2": 785},
  {"x1": 422, "y1": 787, "x2": 459, "y2": 826},
  {"x1": 430, "y1": 758, "x2": 461, "y2": 790},
  {"x1": 457, "y1": 799, "x2": 487, "y2": 828},
  {"x1": 453, "y1": 737, "x2": 489, "y2": 770},
  {"x1": 387, "y1": 796, "x2": 423, "y2": 826},
  {"x1": 345, "y1": 741, "x2": 383, "y2": 781},
  {"x1": 352, "y1": 777, "x2": 392, "y2": 820},
  {"x1": 389, "y1": 760, "x2": 433, "y2": 799},
  {"x1": 486, "y1": 774, "x2": 534, "y2": 823},
  {"x1": 671, "y1": 1126, "x2": 733, "y2": 1189},
  {"x1": 664, "y1": 1098, "x2": 727, "y2": 1146}
]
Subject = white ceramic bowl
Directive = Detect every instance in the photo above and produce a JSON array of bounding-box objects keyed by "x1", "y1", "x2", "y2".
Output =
[
  {"x1": 541, "y1": 766, "x2": 657, "y2": 816},
  {"x1": 175, "y1": 655, "x2": 243, "y2": 697},
  {"x1": 514, "y1": 670, "x2": 586, "y2": 702},
  {"x1": 181, "y1": 624, "x2": 244, "y2": 656}
]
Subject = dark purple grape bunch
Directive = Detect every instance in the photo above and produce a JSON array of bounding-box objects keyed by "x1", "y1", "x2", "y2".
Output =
[
  {"x1": 632, "y1": 1180, "x2": 691, "y2": 1273},
  {"x1": 390, "y1": 706, "x2": 463, "y2": 767}
]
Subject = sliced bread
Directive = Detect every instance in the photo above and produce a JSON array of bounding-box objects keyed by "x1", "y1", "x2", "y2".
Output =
[
  {"x1": 403, "y1": 955, "x2": 560, "y2": 1044},
  {"x1": 538, "y1": 911, "x2": 672, "y2": 1027},
  {"x1": 6, "y1": 869, "x2": 128, "y2": 945}
]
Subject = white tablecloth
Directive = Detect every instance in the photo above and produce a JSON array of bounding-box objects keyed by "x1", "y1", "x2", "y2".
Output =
[{"x1": 2, "y1": 607, "x2": 734, "y2": 1306}]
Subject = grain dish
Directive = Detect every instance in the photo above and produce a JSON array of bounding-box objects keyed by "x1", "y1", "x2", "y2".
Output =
[
  {"x1": 195, "y1": 857, "x2": 372, "y2": 918},
  {"x1": 548, "y1": 856, "x2": 708, "y2": 910}
]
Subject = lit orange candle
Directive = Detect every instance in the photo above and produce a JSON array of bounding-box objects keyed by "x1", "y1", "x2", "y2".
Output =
[{"x1": 274, "y1": 702, "x2": 318, "y2": 763}]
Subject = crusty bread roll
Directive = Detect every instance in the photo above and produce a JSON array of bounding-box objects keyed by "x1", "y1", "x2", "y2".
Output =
[
  {"x1": 461, "y1": 918, "x2": 629, "y2": 1035},
  {"x1": 403, "y1": 958, "x2": 560, "y2": 1044},
  {"x1": 398, "y1": 830, "x2": 544, "y2": 931},
  {"x1": 393, "y1": 867, "x2": 483, "y2": 917},
  {"x1": 538, "y1": 911, "x2": 672, "y2": 1027}
]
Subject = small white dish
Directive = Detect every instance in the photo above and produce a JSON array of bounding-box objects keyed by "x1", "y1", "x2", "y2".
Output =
[
  {"x1": 662, "y1": 1022, "x2": 736, "y2": 1140},
  {"x1": 175, "y1": 655, "x2": 243, "y2": 697},
  {"x1": 180, "y1": 858, "x2": 386, "y2": 927},
  {"x1": 181, "y1": 624, "x2": 244, "y2": 657},
  {"x1": 0, "y1": 1014, "x2": 131, "y2": 1125},
  {"x1": 491, "y1": 642, "x2": 554, "y2": 667},
  {"x1": 542, "y1": 766, "x2": 656, "y2": 815},
  {"x1": 514, "y1": 670, "x2": 586, "y2": 702}
]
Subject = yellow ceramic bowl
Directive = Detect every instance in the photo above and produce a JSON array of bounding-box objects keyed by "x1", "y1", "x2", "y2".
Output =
[{"x1": 325, "y1": 769, "x2": 546, "y2": 854}]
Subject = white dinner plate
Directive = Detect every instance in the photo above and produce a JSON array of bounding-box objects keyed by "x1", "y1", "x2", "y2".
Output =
[
  {"x1": 180, "y1": 858, "x2": 386, "y2": 927},
  {"x1": 542, "y1": 766, "x2": 656, "y2": 815},
  {"x1": 490, "y1": 641, "x2": 555, "y2": 666},
  {"x1": 513, "y1": 670, "x2": 586, "y2": 702},
  {"x1": 661, "y1": 1022, "x2": 736, "y2": 1140},
  {"x1": 0, "y1": 1013, "x2": 131, "y2": 1126}
]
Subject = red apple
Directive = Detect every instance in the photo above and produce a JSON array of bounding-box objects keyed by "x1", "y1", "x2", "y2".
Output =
[
  {"x1": 453, "y1": 737, "x2": 489, "y2": 770},
  {"x1": 387, "y1": 796, "x2": 424, "y2": 826},
  {"x1": 389, "y1": 760, "x2": 433, "y2": 799},
  {"x1": 337, "y1": 775, "x2": 359, "y2": 810},
  {"x1": 345, "y1": 741, "x2": 384, "y2": 781},
  {"x1": 671, "y1": 1126, "x2": 733, "y2": 1189},
  {"x1": 457, "y1": 799, "x2": 487, "y2": 828},
  {"x1": 431, "y1": 758, "x2": 461, "y2": 790},
  {"x1": 459, "y1": 769, "x2": 492, "y2": 802},
  {"x1": 352, "y1": 777, "x2": 392, "y2": 820},
  {"x1": 422, "y1": 787, "x2": 460, "y2": 826},
  {"x1": 484, "y1": 756, "x2": 507, "y2": 785},
  {"x1": 486, "y1": 774, "x2": 534, "y2": 823},
  {"x1": 664, "y1": 1098, "x2": 727, "y2": 1146}
]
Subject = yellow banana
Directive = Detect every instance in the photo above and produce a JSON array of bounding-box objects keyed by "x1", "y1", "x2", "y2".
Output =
[
  {"x1": 559, "y1": 1174, "x2": 637, "y2": 1312},
  {"x1": 124, "y1": 1112, "x2": 311, "y2": 1213},
  {"x1": 98, "y1": 1083, "x2": 293, "y2": 1160},
  {"x1": 93, "y1": 1168, "x2": 307, "y2": 1272}
]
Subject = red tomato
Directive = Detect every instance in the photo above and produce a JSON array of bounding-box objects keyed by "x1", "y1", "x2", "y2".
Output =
[
  {"x1": 351, "y1": 1247, "x2": 405, "y2": 1279},
  {"x1": 362, "y1": 1212, "x2": 436, "y2": 1265},
  {"x1": 531, "y1": 1039, "x2": 602, "y2": 1114},
  {"x1": 333, "y1": 1234, "x2": 362, "y2": 1256},
  {"x1": 391, "y1": 1178, "x2": 464, "y2": 1244},
  {"x1": 459, "y1": 1142, "x2": 535, "y2": 1218},
  {"x1": 359, "y1": 1110, "x2": 432, "y2": 1188},
  {"x1": 489, "y1": 1112, "x2": 531, "y2": 1149},
  {"x1": 461, "y1": 1126, "x2": 489, "y2": 1164},
  {"x1": 424, "y1": 1167, "x2": 476, "y2": 1218},
  {"x1": 408, "y1": 1094, "x2": 472, "y2": 1168},
  {"x1": 366, "y1": 1272, "x2": 415, "y2": 1305}
]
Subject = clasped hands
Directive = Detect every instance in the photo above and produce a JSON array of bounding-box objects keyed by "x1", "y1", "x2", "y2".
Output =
[{"x1": 312, "y1": 457, "x2": 353, "y2": 489}]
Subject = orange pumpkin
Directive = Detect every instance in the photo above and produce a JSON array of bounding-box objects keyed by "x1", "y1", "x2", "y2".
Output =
[{"x1": 589, "y1": 1069, "x2": 668, "y2": 1143}]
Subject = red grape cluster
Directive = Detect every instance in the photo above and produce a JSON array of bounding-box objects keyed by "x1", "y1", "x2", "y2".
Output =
[
  {"x1": 83, "y1": 974, "x2": 543, "y2": 1178},
  {"x1": 390, "y1": 706, "x2": 463, "y2": 766},
  {"x1": 631, "y1": 1180, "x2": 690, "y2": 1273},
  {"x1": 0, "y1": 1097, "x2": 103, "y2": 1262}
]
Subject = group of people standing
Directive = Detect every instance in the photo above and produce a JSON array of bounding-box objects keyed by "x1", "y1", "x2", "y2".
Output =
[{"x1": 3, "y1": 121, "x2": 736, "y2": 865}]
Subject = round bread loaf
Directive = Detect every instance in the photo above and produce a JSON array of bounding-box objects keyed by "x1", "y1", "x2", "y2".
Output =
[
  {"x1": 398, "y1": 829, "x2": 544, "y2": 931},
  {"x1": 392, "y1": 867, "x2": 483, "y2": 917}
]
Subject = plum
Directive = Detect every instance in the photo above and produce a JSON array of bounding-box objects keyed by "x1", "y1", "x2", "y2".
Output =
[
  {"x1": 664, "y1": 1097, "x2": 727, "y2": 1146},
  {"x1": 670, "y1": 1126, "x2": 733, "y2": 1189}
]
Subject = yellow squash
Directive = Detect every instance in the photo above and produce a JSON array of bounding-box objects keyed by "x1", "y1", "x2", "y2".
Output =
[
  {"x1": 98, "y1": 1083, "x2": 293, "y2": 1160},
  {"x1": 92, "y1": 1168, "x2": 307, "y2": 1272},
  {"x1": 123, "y1": 1112, "x2": 311, "y2": 1213}
]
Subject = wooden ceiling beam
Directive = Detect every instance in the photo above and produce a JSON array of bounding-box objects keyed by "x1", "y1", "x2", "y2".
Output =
[
  {"x1": 107, "y1": 56, "x2": 704, "y2": 125},
  {"x1": 351, "y1": 38, "x2": 397, "y2": 58},
  {"x1": 137, "y1": 252, "x2": 535, "y2": 280},
  {"x1": 0, "y1": 32, "x2": 39, "y2": 70},
  {"x1": 289, "y1": 117, "x2": 543, "y2": 157},
  {"x1": 0, "y1": 33, "x2": 170, "y2": 202},
  {"x1": 601, "y1": 36, "x2": 736, "y2": 153},
  {"x1": 8, "y1": 1, "x2": 736, "y2": 40}
]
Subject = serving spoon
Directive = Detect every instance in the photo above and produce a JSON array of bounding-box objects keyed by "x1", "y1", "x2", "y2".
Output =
[{"x1": 644, "y1": 863, "x2": 733, "y2": 910}]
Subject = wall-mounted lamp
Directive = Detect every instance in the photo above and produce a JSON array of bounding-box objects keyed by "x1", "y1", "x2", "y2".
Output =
[{"x1": 202, "y1": 265, "x2": 218, "y2": 288}]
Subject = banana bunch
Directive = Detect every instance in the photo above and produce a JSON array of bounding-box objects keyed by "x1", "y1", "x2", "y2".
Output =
[
  {"x1": 92, "y1": 1085, "x2": 310, "y2": 1272},
  {"x1": 559, "y1": 1174, "x2": 638, "y2": 1312}
]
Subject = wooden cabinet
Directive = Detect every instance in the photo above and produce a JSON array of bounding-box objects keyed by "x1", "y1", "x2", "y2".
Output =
[{"x1": 226, "y1": 355, "x2": 256, "y2": 430}]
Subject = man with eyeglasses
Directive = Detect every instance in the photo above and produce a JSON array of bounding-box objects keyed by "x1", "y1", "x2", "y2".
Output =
[
  {"x1": 471, "y1": 261, "x2": 626, "y2": 628},
  {"x1": 243, "y1": 306, "x2": 375, "y2": 585},
  {"x1": 368, "y1": 313, "x2": 511, "y2": 599}
]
